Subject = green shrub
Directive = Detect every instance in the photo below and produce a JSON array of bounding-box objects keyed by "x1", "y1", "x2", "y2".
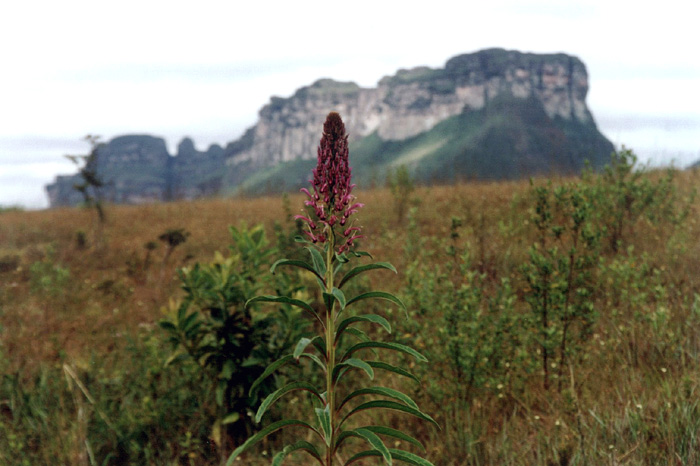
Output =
[
  {"x1": 521, "y1": 182, "x2": 599, "y2": 390},
  {"x1": 160, "y1": 223, "x2": 307, "y2": 459}
]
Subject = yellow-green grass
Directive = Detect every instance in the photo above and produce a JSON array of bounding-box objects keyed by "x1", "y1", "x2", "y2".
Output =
[{"x1": 1, "y1": 168, "x2": 699, "y2": 465}]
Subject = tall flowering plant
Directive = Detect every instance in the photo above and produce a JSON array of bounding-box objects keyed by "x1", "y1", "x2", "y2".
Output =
[{"x1": 227, "y1": 112, "x2": 437, "y2": 466}]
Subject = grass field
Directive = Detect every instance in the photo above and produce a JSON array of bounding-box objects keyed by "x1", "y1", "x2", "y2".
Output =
[{"x1": 1, "y1": 160, "x2": 700, "y2": 465}]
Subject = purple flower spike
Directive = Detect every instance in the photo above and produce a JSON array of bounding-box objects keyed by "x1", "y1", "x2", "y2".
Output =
[{"x1": 299, "y1": 112, "x2": 362, "y2": 253}]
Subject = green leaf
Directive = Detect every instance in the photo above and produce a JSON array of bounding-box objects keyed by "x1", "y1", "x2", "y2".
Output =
[
  {"x1": 342, "y1": 341, "x2": 427, "y2": 363},
  {"x1": 310, "y1": 335, "x2": 327, "y2": 356},
  {"x1": 315, "y1": 405, "x2": 332, "y2": 446},
  {"x1": 336, "y1": 315, "x2": 391, "y2": 344},
  {"x1": 222, "y1": 412, "x2": 240, "y2": 425},
  {"x1": 215, "y1": 381, "x2": 225, "y2": 407},
  {"x1": 226, "y1": 419, "x2": 321, "y2": 466},
  {"x1": 307, "y1": 247, "x2": 327, "y2": 277},
  {"x1": 387, "y1": 448, "x2": 436, "y2": 466},
  {"x1": 362, "y1": 426, "x2": 425, "y2": 452},
  {"x1": 332, "y1": 287, "x2": 347, "y2": 310},
  {"x1": 299, "y1": 352, "x2": 327, "y2": 371},
  {"x1": 246, "y1": 295, "x2": 323, "y2": 327},
  {"x1": 345, "y1": 450, "x2": 380, "y2": 466},
  {"x1": 158, "y1": 320, "x2": 177, "y2": 332},
  {"x1": 338, "y1": 262, "x2": 397, "y2": 289},
  {"x1": 163, "y1": 350, "x2": 188, "y2": 367},
  {"x1": 345, "y1": 449, "x2": 435, "y2": 466},
  {"x1": 334, "y1": 358, "x2": 374, "y2": 382},
  {"x1": 353, "y1": 428, "x2": 392, "y2": 465},
  {"x1": 271, "y1": 259, "x2": 326, "y2": 284},
  {"x1": 249, "y1": 354, "x2": 295, "y2": 396},
  {"x1": 256, "y1": 382, "x2": 323, "y2": 423},
  {"x1": 340, "y1": 400, "x2": 439, "y2": 430},
  {"x1": 346, "y1": 291, "x2": 408, "y2": 317},
  {"x1": 272, "y1": 441, "x2": 324, "y2": 466},
  {"x1": 338, "y1": 387, "x2": 419, "y2": 412},
  {"x1": 366, "y1": 361, "x2": 420, "y2": 384},
  {"x1": 344, "y1": 327, "x2": 373, "y2": 344},
  {"x1": 180, "y1": 311, "x2": 200, "y2": 332},
  {"x1": 293, "y1": 337, "x2": 313, "y2": 359}
]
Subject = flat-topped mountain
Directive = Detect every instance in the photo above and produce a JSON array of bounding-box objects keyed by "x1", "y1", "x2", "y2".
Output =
[{"x1": 46, "y1": 48, "x2": 614, "y2": 206}]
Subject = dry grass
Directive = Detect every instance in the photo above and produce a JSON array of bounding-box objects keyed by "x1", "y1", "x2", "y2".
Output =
[{"x1": 2, "y1": 168, "x2": 700, "y2": 465}]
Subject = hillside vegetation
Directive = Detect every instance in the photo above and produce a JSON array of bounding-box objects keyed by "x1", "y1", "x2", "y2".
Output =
[{"x1": 2, "y1": 152, "x2": 700, "y2": 465}]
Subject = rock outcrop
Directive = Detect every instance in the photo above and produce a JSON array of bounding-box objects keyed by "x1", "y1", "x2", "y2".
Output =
[
  {"x1": 46, "y1": 135, "x2": 226, "y2": 207},
  {"x1": 225, "y1": 49, "x2": 605, "y2": 169},
  {"x1": 46, "y1": 48, "x2": 614, "y2": 207}
]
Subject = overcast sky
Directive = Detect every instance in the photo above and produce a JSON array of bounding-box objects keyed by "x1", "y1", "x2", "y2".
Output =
[{"x1": 1, "y1": 0, "x2": 698, "y2": 209}]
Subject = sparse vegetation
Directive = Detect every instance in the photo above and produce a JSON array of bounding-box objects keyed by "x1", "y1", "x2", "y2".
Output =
[
  {"x1": 66, "y1": 135, "x2": 107, "y2": 246},
  {"x1": 1, "y1": 148, "x2": 699, "y2": 465}
]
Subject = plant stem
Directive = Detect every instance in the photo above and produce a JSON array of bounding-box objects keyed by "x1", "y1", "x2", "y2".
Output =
[{"x1": 325, "y1": 231, "x2": 336, "y2": 466}]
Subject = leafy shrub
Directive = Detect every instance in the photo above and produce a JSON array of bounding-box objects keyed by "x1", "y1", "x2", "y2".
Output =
[
  {"x1": 160, "y1": 224, "x2": 307, "y2": 457},
  {"x1": 586, "y1": 148, "x2": 692, "y2": 253},
  {"x1": 29, "y1": 247, "x2": 70, "y2": 296},
  {"x1": 386, "y1": 164, "x2": 416, "y2": 223},
  {"x1": 520, "y1": 182, "x2": 599, "y2": 390}
]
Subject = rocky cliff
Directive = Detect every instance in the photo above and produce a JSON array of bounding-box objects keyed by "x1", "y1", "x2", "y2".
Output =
[
  {"x1": 46, "y1": 135, "x2": 225, "y2": 207},
  {"x1": 47, "y1": 48, "x2": 614, "y2": 206},
  {"x1": 225, "y1": 49, "x2": 605, "y2": 168}
]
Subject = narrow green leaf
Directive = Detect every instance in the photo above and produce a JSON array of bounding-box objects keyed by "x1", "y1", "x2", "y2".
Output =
[
  {"x1": 334, "y1": 255, "x2": 348, "y2": 277},
  {"x1": 336, "y1": 315, "x2": 391, "y2": 344},
  {"x1": 338, "y1": 262, "x2": 397, "y2": 289},
  {"x1": 299, "y1": 352, "x2": 327, "y2": 371},
  {"x1": 180, "y1": 311, "x2": 199, "y2": 332},
  {"x1": 345, "y1": 327, "x2": 373, "y2": 344},
  {"x1": 332, "y1": 287, "x2": 347, "y2": 310},
  {"x1": 354, "y1": 428, "x2": 392, "y2": 465},
  {"x1": 362, "y1": 426, "x2": 425, "y2": 452},
  {"x1": 256, "y1": 382, "x2": 323, "y2": 423},
  {"x1": 322, "y1": 292, "x2": 335, "y2": 312},
  {"x1": 246, "y1": 295, "x2": 323, "y2": 327},
  {"x1": 271, "y1": 259, "x2": 325, "y2": 284},
  {"x1": 307, "y1": 247, "x2": 327, "y2": 277},
  {"x1": 338, "y1": 387, "x2": 419, "y2": 412},
  {"x1": 346, "y1": 448, "x2": 436, "y2": 466},
  {"x1": 222, "y1": 412, "x2": 240, "y2": 425},
  {"x1": 226, "y1": 419, "x2": 321, "y2": 466},
  {"x1": 163, "y1": 350, "x2": 188, "y2": 367},
  {"x1": 346, "y1": 291, "x2": 408, "y2": 317},
  {"x1": 249, "y1": 354, "x2": 294, "y2": 396},
  {"x1": 158, "y1": 320, "x2": 177, "y2": 332},
  {"x1": 176, "y1": 301, "x2": 188, "y2": 323},
  {"x1": 315, "y1": 405, "x2": 332, "y2": 446},
  {"x1": 293, "y1": 337, "x2": 313, "y2": 359},
  {"x1": 310, "y1": 335, "x2": 327, "y2": 356},
  {"x1": 342, "y1": 341, "x2": 427, "y2": 363},
  {"x1": 388, "y1": 448, "x2": 437, "y2": 466},
  {"x1": 333, "y1": 358, "x2": 374, "y2": 382},
  {"x1": 272, "y1": 441, "x2": 324, "y2": 466},
  {"x1": 350, "y1": 250, "x2": 373, "y2": 259},
  {"x1": 340, "y1": 400, "x2": 439, "y2": 430},
  {"x1": 345, "y1": 450, "x2": 380, "y2": 466},
  {"x1": 366, "y1": 361, "x2": 420, "y2": 384},
  {"x1": 335, "y1": 251, "x2": 351, "y2": 264},
  {"x1": 215, "y1": 381, "x2": 225, "y2": 407}
]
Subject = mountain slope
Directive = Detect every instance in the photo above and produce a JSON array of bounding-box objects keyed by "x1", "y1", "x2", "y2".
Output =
[{"x1": 46, "y1": 48, "x2": 614, "y2": 206}]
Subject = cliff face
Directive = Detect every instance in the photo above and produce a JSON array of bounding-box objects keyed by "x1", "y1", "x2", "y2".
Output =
[
  {"x1": 226, "y1": 49, "x2": 602, "y2": 170},
  {"x1": 46, "y1": 135, "x2": 226, "y2": 207},
  {"x1": 47, "y1": 48, "x2": 614, "y2": 206}
]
